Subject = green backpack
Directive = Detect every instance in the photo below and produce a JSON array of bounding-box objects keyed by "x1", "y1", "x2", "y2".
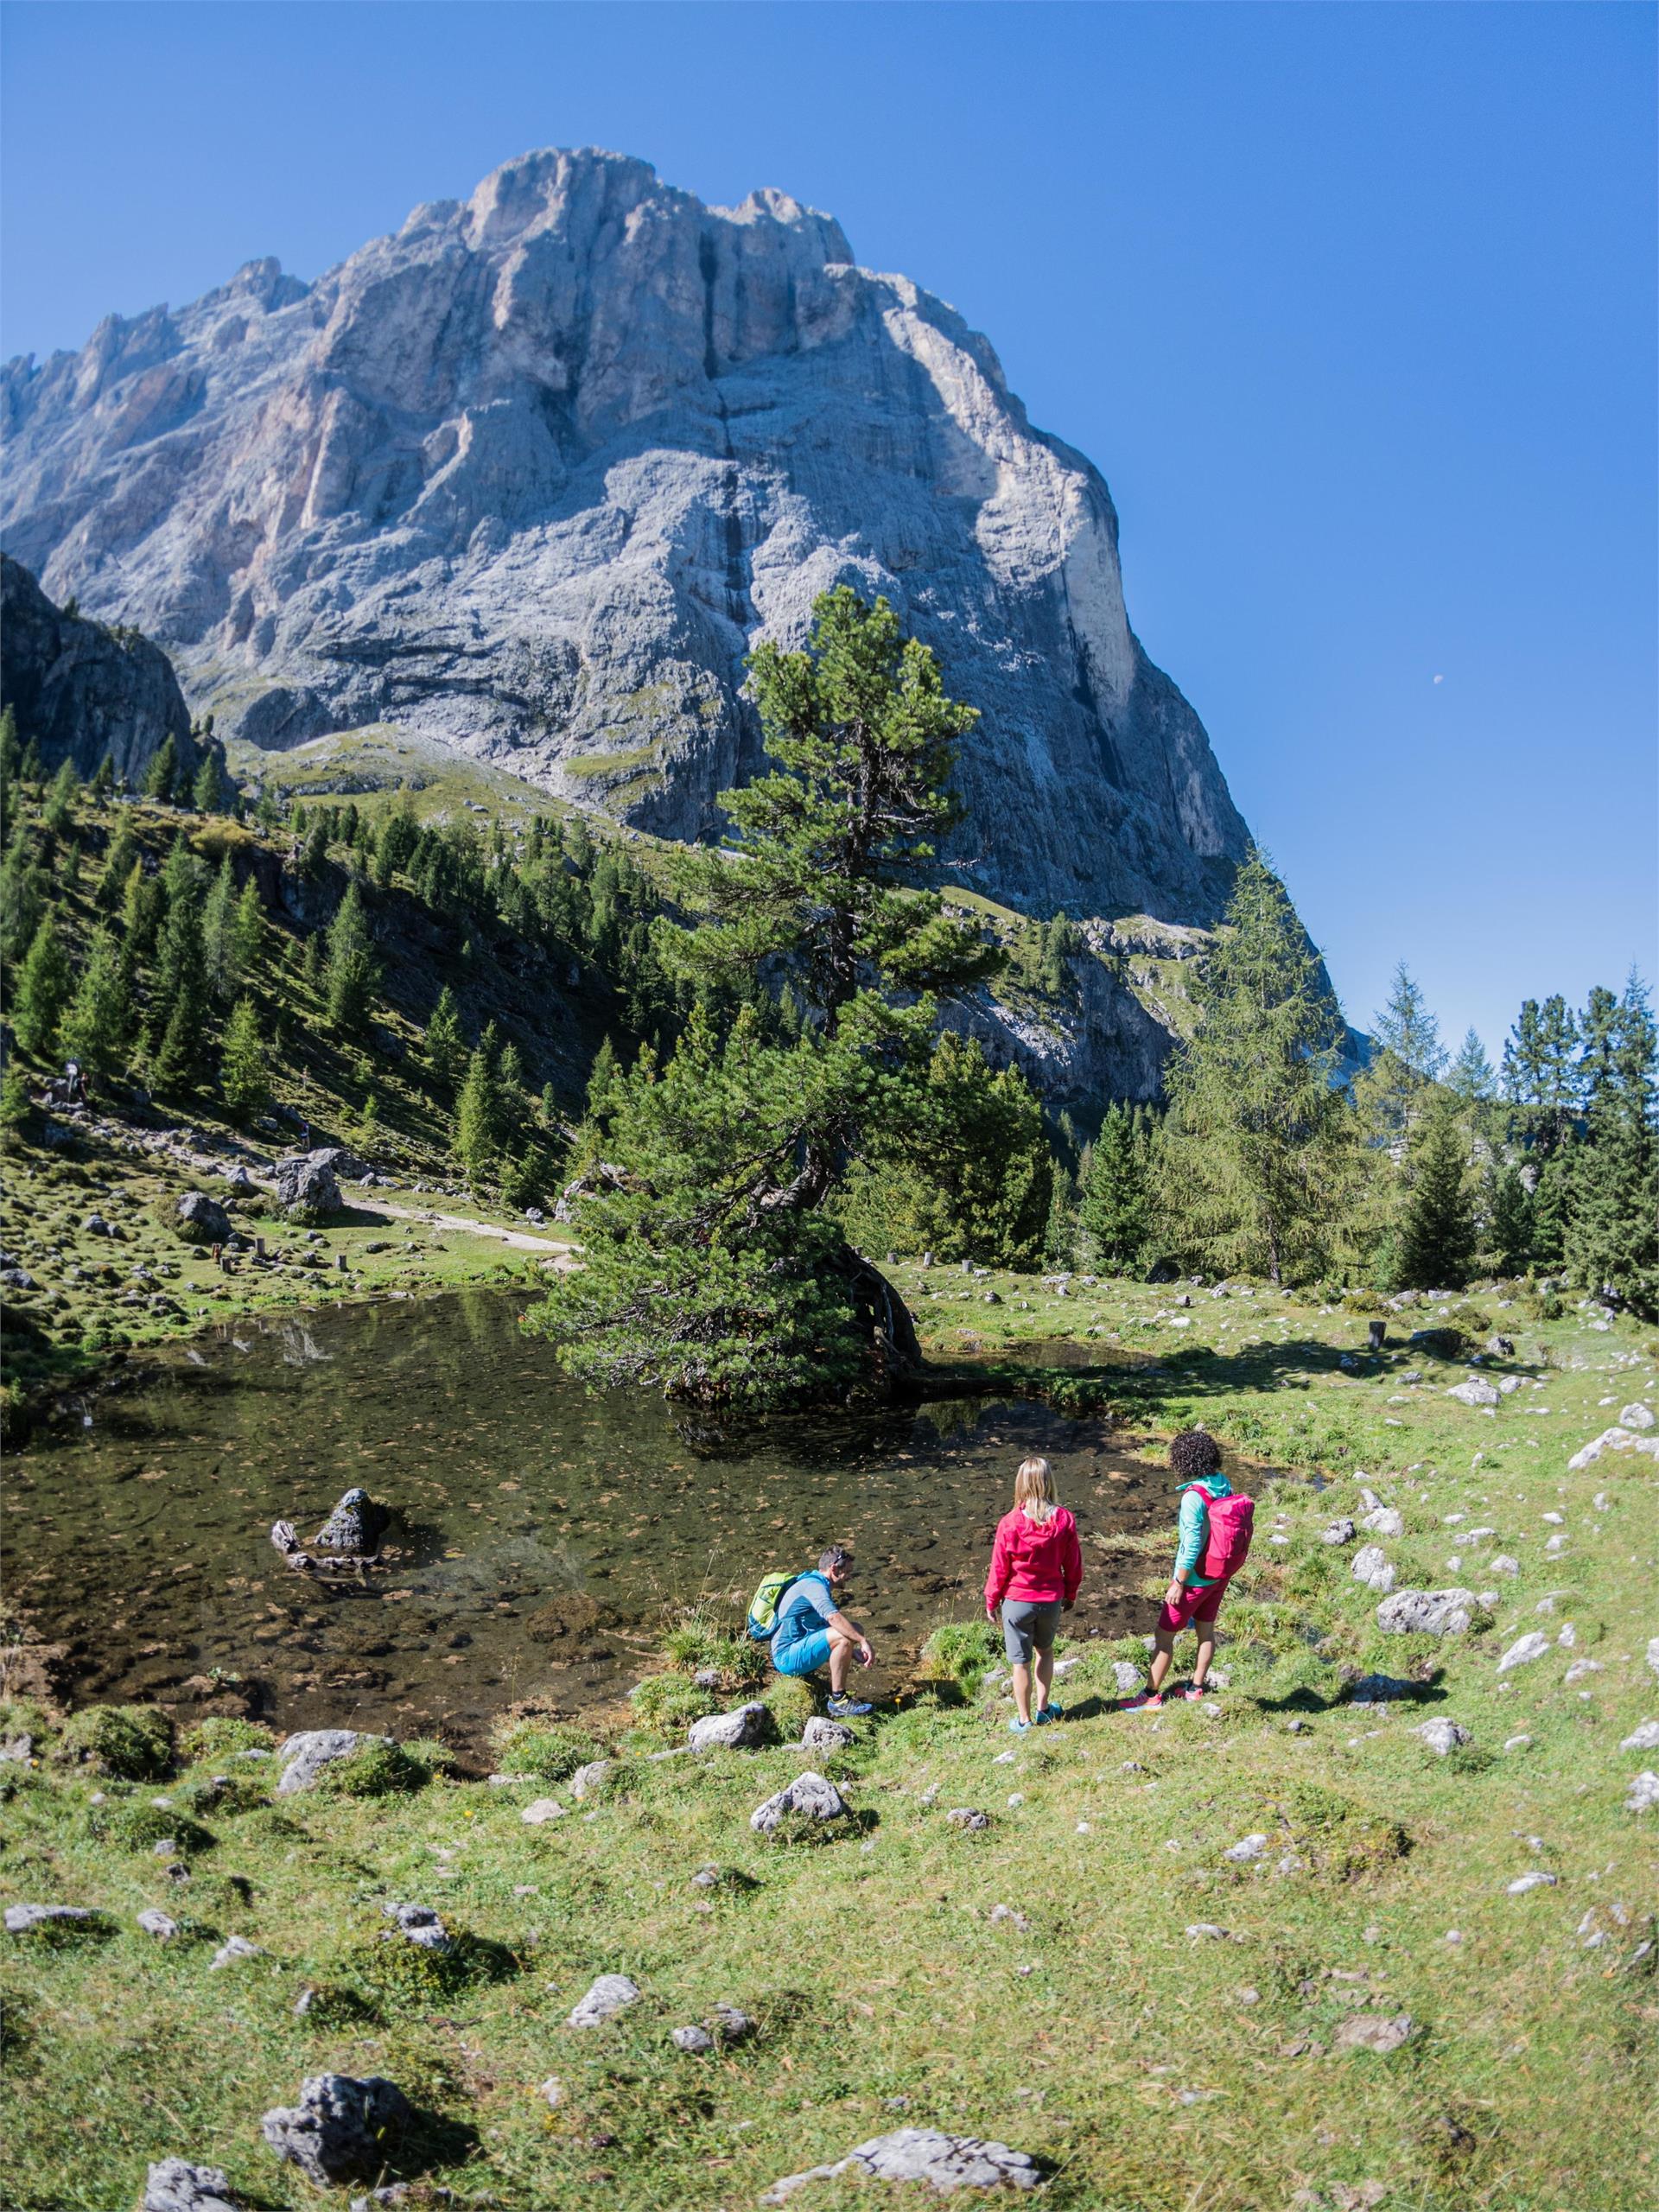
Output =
[{"x1": 747, "y1": 1567, "x2": 817, "y2": 1642}]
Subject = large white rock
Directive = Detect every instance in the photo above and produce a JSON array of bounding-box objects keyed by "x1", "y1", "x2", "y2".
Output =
[
  {"x1": 1351, "y1": 1544, "x2": 1395, "y2": 1594},
  {"x1": 274, "y1": 1729, "x2": 389, "y2": 1795},
  {"x1": 1, "y1": 149, "x2": 1253, "y2": 957},
  {"x1": 1376, "y1": 1588, "x2": 1478, "y2": 1637},
  {"x1": 1625, "y1": 1771, "x2": 1659, "y2": 1813},
  {"x1": 762, "y1": 2128, "x2": 1040, "y2": 2203},
  {"x1": 1619, "y1": 1402, "x2": 1655, "y2": 1430},
  {"x1": 566, "y1": 1974, "x2": 640, "y2": 2029},
  {"x1": 1446, "y1": 1378, "x2": 1499, "y2": 1408},
  {"x1": 1567, "y1": 1427, "x2": 1659, "y2": 1471},
  {"x1": 1497, "y1": 1631, "x2": 1551, "y2": 1673},
  {"x1": 687, "y1": 1701, "x2": 772, "y2": 1751},
  {"x1": 750, "y1": 1770, "x2": 848, "y2": 1834}
]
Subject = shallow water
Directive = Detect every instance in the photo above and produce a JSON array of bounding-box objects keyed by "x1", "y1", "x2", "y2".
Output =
[{"x1": 5, "y1": 1289, "x2": 1196, "y2": 1751}]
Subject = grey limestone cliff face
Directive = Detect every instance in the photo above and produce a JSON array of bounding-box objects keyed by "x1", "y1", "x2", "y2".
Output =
[
  {"x1": 0, "y1": 552, "x2": 198, "y2": 787},
  {"x1": 1, "y1": 148, "x2": 1249, "y2": 923}
]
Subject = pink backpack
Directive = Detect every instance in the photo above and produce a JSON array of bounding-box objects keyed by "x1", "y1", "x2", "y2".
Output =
[{"x1": 1198, "y1": 1491, "x2": 1255, "y2": 1580}]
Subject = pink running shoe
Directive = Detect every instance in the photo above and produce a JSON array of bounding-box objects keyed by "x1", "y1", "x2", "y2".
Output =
[
  {"x1": 1182, "y1": 1686, "x2": 1210, "y2": 1702},
  {"x1": 1122, "y1": 1692, "x2": 1164, "y2": 1712}
]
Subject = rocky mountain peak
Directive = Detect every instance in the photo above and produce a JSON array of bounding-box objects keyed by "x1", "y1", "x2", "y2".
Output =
[{"x1": 0, "y1": 145, "x2": 1251, "y2": 923}]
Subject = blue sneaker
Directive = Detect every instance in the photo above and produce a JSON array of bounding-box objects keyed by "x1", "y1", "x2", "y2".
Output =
[
  {"x1": 1007, "y1": 1715, "x2": 1031, "y2": 1734},
  {"x1": 826, "y1": 1696, "x2": 873, "y2": 1719},
  {"x1": 1037, "y1": 1702, "x2": 1065, "y2": 1724}
]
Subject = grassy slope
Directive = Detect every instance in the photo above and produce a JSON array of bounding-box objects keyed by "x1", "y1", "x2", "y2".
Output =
[{"x1": 3, "y1": 1275, "x2": 1656, "y2": 2210}]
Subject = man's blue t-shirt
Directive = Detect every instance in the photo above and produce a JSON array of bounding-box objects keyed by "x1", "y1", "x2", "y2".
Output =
[{"x1": 772, "y1": 1572, "x2": 835, "y2": 1653}]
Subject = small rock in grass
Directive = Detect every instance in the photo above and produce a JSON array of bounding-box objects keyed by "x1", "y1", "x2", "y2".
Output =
[
  {"x1": 567, "y1": 1974, "x2": 640, "y2": 2028},
  {"x1": 760, "y1": 2128, "x2": 1041, "y2": 2203},
  {"x1": 275, "y1": 1729, "x2": 390, "y2": 1796},
  {"x1": 537, "y1": 2076, "x2": 563, "y2": 2107},
  {"x1": 800, "y1": 1715, "x2": 855, "y2": 1751},
  {"x1": 1224, "y1": 1833, "x2": 1268, "y2": 1863},
  {"x1": 1349, "y1": 1674, "x2": 1414, "y2": 1707},
  {"x1": 137, "y1": 1909, "x2": 180, "y2": 1941},
  {"x1": 671, "y1": 2024, "x2": 715, "y2": 2053},
  {"x1": 569, "y1": 1760, "x2": 613, "y2": 1802},
  {"x1": 1360, "y1": 1505, "x2": 1405, "y2": 1539},
  {"x1": 1351, "y1": 1545, "x2": 1395, "y2": 1594},
  {"x1": 1620, "y1": 1402, "x2": 1655, "y2": 1430},
  {"x1": 1497, "y1": 1631, "x2": 1552, "y2": 1673},
  {"x1": 522, "y1": 1797, "x2": 566, "y2": 1824},
  {"x1": 1625, "y1": 1771, "x2": 1659, "y2": 1814},
  {"x1": 5, "y1": 1904, "x2": 99, "y2": 1935},
  {"x1": 1185, "y1": 1923, "x2": 1230, "y2": 1940},
  {"x1": 1415, "y1": 1719, "x2": 1471, "y2": 1757},
  {"x1": 687, "y1": 1701, "x2": 772, "y2": 1752},
  {"x1": 210, "y1": 1935, "x2": 264, "y2": 1969},
  {"x1": 1333, "y1": 2012, "x2": 1414, "y2": 2054},
  {"x1": 1506, "y1": 1872, "x2": 1559, "y2": 1894},
  {"x1": 1376, "y1": 1588, "x2": 1478, "y2": 1636},
  {"x1": 1488, "y1": 1554, "x2": 1521, "y2": 1577},
  {"x1": 1112, "y1": 1661, "x2": 1142, "y2": 1694},
  {"x1": 989, "y1": 1904, "x2": 1033, "y2": 1932},
  {"x1": 1619, "y1": 1719, "x2": 1659, "y2": 1752},
  {"x1": 946, "y1": 1807, "x2": 990, "y2": 1831},
  {"x1": 260, "y1": 2073, "x2": 413, "y2": 2185},
  {"x1": 1503, "y1": 1734, "x2": 1533, "y2": 1752},
  {"x1": 750, "y1": 1770, "x2": 848, "y2": 1835},
  {"x1": 1563, "y1": 1659, "x2": 1603, "y2": 1685},
  {"x1": 710, "y1": 2000, "x2": 755, "y2": 2041},
  {"x1": 1322, "y1": 1518, "x2": 1357, "y2": 1545},
  {"x1": 1446, "y1": 1378, "x2": 1499, "y2": 1408},
  {"x1": 382, "y1": 1902, "x2": 449, "y2": 1950},
  {"x1": 143, "y1": 2158, "x2": 244, "y2": 2212}
]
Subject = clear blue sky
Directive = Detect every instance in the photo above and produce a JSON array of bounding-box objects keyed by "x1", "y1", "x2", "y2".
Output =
[{"x1": 3, "y1": 2, "x2": 1654, "y2": 1058}]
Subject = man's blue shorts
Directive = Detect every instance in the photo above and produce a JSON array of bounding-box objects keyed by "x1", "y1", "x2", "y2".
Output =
[{"x1": 773, "y1": 1628, "x2": 833, "y2": 1678}]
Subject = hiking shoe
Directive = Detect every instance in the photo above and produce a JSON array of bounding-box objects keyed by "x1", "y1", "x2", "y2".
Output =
[
  {"x1": 1007, "y1": 1716, "x2": 1032, "y2": 1734},
  {"x1": 826, "y1": 1696, "x2": 873, "y2": 1719},
  {"x1": 1037, "y1": 1702, "x2": 1065, "y2": 1724},
  {"x1": 1182, "y1": 1685, "x2": 1210, "y2": 1702},
  {"x1": 1122, "y1": 1692, "x2": 1164, "y2": 1712}
]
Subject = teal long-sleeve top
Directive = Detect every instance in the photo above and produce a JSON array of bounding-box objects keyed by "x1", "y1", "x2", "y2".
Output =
[{"x1": 1173, "y1": 1472, "x2": 1232, "y2": 1588}]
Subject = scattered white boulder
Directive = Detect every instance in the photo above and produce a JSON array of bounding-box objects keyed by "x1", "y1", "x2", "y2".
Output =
[
  {"x1": 1333, "y1": 2012, "x2": 1414, "y2": 2054},
  {"x1": 569, "y1": 1760, "x2": 613, "y2": 1802},
  {"x1": 5, "y1": 1904, "x2": 98, "y2": 1934},
  {"x1": 1625, "y1": 1771, "x2": 1659, "y2": 1814},
  {"x1": 1488, "y1": 1554, "x2": 1521, "y2": 1578},
  {"x1": 671, "y1": 2024, "x2": 715, "y2": 2053},
  {"x1": 210, "y1": 1936, "x2": 264, "y2": 1970},
  {"x1": 1619, "y1": 1402, "x2": 1655, "y2": 1430},
  {"x1": 1446, "y1": 1378, "x2": 1499, "y2": 1408},
  {"x1": 275, "y1": 1730, "x2": 390, "y2": 1796},
  {"x1": 567, "y1": 1974, "x2": 640, "y2": 2028},
  {"x1": 1223, "y1": 1833, "x2": 1268, "y2": 1863},
  {"x1": 1415, "y1": 1719, "x2": 1471, "y2": 1757},
  {"x1": 1360, "y1": 1505, "x2": 1405, "y2": 1539},
  {"x1": 1568, "y1": 1427, "x2": 1659, "y2": 1471},
  {"x1": 801, "y1": 1715, "x2": 856, "y2": 1752},
  {"x1": 1618, "y1": 1719, "x2": 1659, "y2": 1752},
  {"x1": 143, "y1": 2158, "x2": 243, "y2": 2212},
  {"x1": 687, "y1": 1702, "x2": 772, "y2": 1752},
  {"x1": 1376, "y1": 1588, "x2": 1478, "y2": 1636},
  {"x1": 1506, "y1": 1872, "x2": 1559, "y2": 1895},
  {"x1": 1351, "y1": 1545, "x2": 1395, "y2": 1594},
  {"x1": 1497, "y1": 1631, "x2": 1551, "y2": 1674},
  {"x1": 1322, "y1": 1518, "x2": 1357, "y2": 1546},
  {"x1": 760, "y1": 2128, "x2": 1041, "y2": 2203},
  {"x1": 137, "y1": 1909, "x2": 180, "y2": 1941},
  {"x1": 522, "y1": 1798, "x2": 566, "y2": 1824},
  {"x1": 750, "y1": 1770, "x2": 849, "y2": 1835}
]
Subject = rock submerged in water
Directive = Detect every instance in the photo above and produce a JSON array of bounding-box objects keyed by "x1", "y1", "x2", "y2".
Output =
[
  {"x1": 261, "y1": 2073, "x2": 413, "y2": 2184},
  {"x1": 761, "y1": 2127, "x2": 1041, "y2": 2202}
]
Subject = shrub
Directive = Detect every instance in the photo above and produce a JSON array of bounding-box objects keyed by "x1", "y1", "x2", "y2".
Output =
[
  {"x1": 1276, "y1": 1783, "x2": 1409, "y2": 1880},
  {"x1": 492, "y1": 1719, "x2": 599, "y2": 1783},
  {"x1": 293, "y1": 1982, "x2": 378, "y2": 2029},
  {"x1": 760, "y1": 1674, "x2": 817, "y2": 1738},
  {"x1": 316, "y1": 1739, "x2": 428, "y2": 1798},
  {"x1": 89, "y1": 1802, "x2": 214, "y2": 1855},
  {"x1": 628, "y1": 1675, "x2": 719, "y2": 1738},
  {"x1": 336, "y1": 1923, "x2": 516, "y2": 2009},
  {"x1": 58, "y1": 1704, "x2": 174, "y2": 1780},
  {"x1": 920, "y1": 1620, "x2": 1001, "y2": 1700},
  {"x1": 662, "y1": 1614, "x2": 770, "y2": 1692},
  {"x1": 181, "y1": 1716, "x2": 276, "y2": 1764}
]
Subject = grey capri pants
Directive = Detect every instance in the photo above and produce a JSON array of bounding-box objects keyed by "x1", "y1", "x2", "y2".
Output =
[{"x1": 1001, "y1": 1599, "x2": 1062, "y2": 1665}]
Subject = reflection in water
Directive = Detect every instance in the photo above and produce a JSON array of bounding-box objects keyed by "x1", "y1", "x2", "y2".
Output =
[{"x1": 6, "y1": 1289, "x2": 1190, "y2": 1751}]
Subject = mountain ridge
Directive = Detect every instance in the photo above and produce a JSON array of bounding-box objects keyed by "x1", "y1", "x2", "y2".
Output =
[{"x1": 2, "y1": 145, "x2": 1250, "y2": 925}]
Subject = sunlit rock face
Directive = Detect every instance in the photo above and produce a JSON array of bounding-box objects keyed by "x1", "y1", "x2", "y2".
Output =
[{"x1": 2, "y1": 146, "x2": 1249, "y2": 922}]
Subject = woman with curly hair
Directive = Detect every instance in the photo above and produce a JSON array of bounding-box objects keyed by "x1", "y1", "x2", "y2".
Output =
[{"x1": 1122, "y1": 1428, "x2": 1254, "y2": 1710}]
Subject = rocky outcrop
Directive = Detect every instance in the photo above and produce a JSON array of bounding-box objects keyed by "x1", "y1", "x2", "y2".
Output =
[
  {"x1": 0, "y1": 553, "x2": 200, "y2": 788},
  {"x1": 2, "y1": 148, "x2": 1250, "y2": 925}
]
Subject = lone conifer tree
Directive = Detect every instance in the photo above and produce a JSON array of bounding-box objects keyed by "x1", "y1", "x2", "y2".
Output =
[
  {"x1": 201, "y1": 856, "x2": 240, "y2": 1001},
  {"x1": 219, "y1": 995, "x2": 270, "y2": 1121},
  {"x1": 1156, "y1": 853, "x2": 1356, "y2": 1286},
  {"x1": 192, "y1": 752, "x2": 224, "y2": 813},
  {"x1": 143, "y1": 735, "x2": 180, "y2": 804},
  {"x1": 60, "y1": 926, "x2": 131, "y2": 1077},
  {"x1": 1078, "y1": 1102, "x2": 1152, "y2": 1273},
  {"x1": 1397, "y1": 1092, "x2": 1477, "y2": 1288},
  {"x1": 324, "y1": 881, "x2": 377, "y2": 1033},
  {"x1": 424, "y1": 984, "x2": 465, "y2": 1086},
  {"x1": 12, "y1": 912, "x2": 73, "y2": 1058},
  {"x1": 41, "y1": 758, "x2": 79, "y2": 837},
  {"x1": 454, "y1": 1033, "x2": 503, "y2": 1185},
  {"x1": 230, "y1": 878, "x2": 266, "y2": 980},
  {"x1": 96, "y1": 822, "x2": 140, "y2": 912}
]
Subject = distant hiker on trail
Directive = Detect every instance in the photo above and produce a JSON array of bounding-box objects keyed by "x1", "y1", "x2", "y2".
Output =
[
  {"x1": 751, "y1": 1545, "x2": 876, "y2": 1719},
  {"x1": 984, "y1": 1454, "x2": 1083, "y2": 1733},
  {"x1": 1123, "y1": 1429, "x2": 1253, "y2": 1711}
]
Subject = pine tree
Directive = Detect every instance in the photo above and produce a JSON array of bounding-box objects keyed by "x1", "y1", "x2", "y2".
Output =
[
  {"x1": 1044, "y1": 1155, "x2": 1078, "y2": 1270},
  {"x1": 0, "y1": 821, "x2": 48, "y2": 963},
  {"x1": 1530, "y1": 1146, "x2": 1573, "y2": 1266},
  {"x1": 96, "y1": 822, "x2": 140, "y2": 911},
  {"x1": 256, "y1": 788, "x2": 279, "y2": 835},
  {"x1": 584, "y1": 1036, "x2": 621, "y2": 1135},
  {"x1": 147, "y1": 896, "x2": 208, "y2": 1084},
  {"x1": 161, "y1": 830, "x2": 205, "y2": 910},
  {"x1": 299, "y1": 818, "x2": 328, "y2": 882},
  {"x1": 1078, "y1": 1102, "x2": 1152, "y2": 1273},
  {"x1": 424, "y1": 984, "x2": 465, "y2": 1086},
  {"x1": 1373, "y1": 962, "x2": 1446, "y2": 1080},
  {"x1": 41, "y1": 757, "x2": 79, "y2": 836},
  {"x1": 0, "y1": 705, "x2": 18, "y2": 779},
  {"x1": 301, "y1": 932, "x2": 323, "y2": 990},
  {"x1": 0, "y1": 1057, "x2": 32, "y2": 1132},
  {"x1": 219, "y1": 996, "x2": 270, "y2": 1120},
  {"x1": 11, "y1": 912, "x2": 73, "y2": 1058},
  {"x1": 230, "y1": 879, "x2": 265, "y2": 980},
  {"x1": 1448, "y1": 1027, "x2": 1497, "y2": 1103},
  {"x1": 1563, "y1": 976, "x2": 1658, "y2": 1313},
  {"x1": 192, "y1": 751, "x2": 224, "y2": 812},
  {"x1": 1489, "y1": 1165, "x2": 1535, "y2": 1275},
  {"x1": 90, "y1": 752, "x2": 116, "y2": 803},
  {"x1": 143, "y1": 735, "x2": 180, "y2": 804},
  {"x1": 201, "y1": 855, "x2": 240, "y2": 1001},
  {"x1": 60, "y1": 926, "x2": 131, "y2": 1077},
  {"x1": 1156, "y1": 853, "x2": 1357, "y2": 1286},
  {"x1": 454, "y1": 1037, "x2": 503, "y2": 1184},
  {"x1": 1397, "y1": 1092, "x2": 1478, "y2": 1288},
  {"x1": 323, "y1": 881, "x2": 378, "y2": 1033},
  {"x1": 19, "y1": 737, "x2": 43, "y2": 790},
  {"x1": 1503, "y1": 995, "x2": 1580, "y2": 1152},
  {"x1": 121, "y1": 859, "x2": 165, "y2": 960}
]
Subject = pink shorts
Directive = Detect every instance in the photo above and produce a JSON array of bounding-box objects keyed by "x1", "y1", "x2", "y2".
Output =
[{"x1": 1156, "y1": 1580, "x2": 1226, "y2": 1632}]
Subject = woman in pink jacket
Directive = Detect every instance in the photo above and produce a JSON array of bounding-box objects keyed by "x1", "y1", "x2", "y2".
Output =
[{"x1": 984, "y1": 1454, "x2": 1084, "y2": 1732}]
